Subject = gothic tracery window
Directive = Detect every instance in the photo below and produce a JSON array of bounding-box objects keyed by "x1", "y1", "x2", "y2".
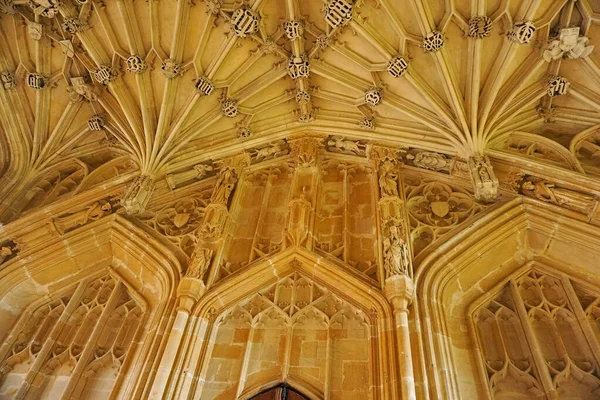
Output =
[
  {"x1": 473, "y1": 270, "x2": 600, "y2": 399},
  {"x1": 0, "y1": 274, "x2": 144, "y2": 400}
]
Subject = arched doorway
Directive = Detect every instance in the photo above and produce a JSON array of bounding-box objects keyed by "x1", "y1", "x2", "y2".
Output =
[{"x1": 249, "y1": 384, "x2": 312, "y2": 400}]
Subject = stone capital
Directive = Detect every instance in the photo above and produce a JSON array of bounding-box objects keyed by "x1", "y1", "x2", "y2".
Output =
[
  {"x1": 176, "y1": 277, "x2": 206, "y2": 312},
  {"x1": 385, "y1": 274, "x2": 415, "y2": 312}
]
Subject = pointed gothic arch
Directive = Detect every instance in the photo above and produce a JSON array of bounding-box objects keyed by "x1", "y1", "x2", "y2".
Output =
[{"x1": 413, "y1": 197, "x2": 600, "y2": 400}]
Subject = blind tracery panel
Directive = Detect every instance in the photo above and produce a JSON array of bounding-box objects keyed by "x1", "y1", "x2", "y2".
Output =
[
  {"x1": 474, "y1": 270, "x2": 600, "y2": 399},
  {"x1": 0, "y1": 274, "x2": 144, "y2": 400}
]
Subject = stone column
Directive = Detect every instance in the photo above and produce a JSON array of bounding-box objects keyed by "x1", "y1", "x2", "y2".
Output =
[
  {"x1": 368, "y1": 145, "x2": 416, "y2": 400},
  {"x1": 149, "y1": 278, "x2": 205, "y2": 398},
  {"x1": 385, "y1": 274, "x2": 416, "y2": 400}
]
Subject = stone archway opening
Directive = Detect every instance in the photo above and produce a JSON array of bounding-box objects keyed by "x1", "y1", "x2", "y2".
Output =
[{"x1": 249, "y1": 383, "x2": 312, "y2": 400}]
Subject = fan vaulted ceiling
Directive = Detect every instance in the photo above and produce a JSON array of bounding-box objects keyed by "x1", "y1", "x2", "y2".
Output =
[{"x1": 1, "y1": 0, "x2": 600, "y2": 217}]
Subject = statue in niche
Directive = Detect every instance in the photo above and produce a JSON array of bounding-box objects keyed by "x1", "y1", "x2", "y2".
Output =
[
  {"x1": 187, "y1": 247, "x2": 214, "y2": 279},
  {"x1": 378, "y1": 160, "x2": 399, "y2": 197},
  {"x1": 52, "y1": 200, "x2": 114, "y2": 234},
  {"x1": 521, "y1": 179, "x2": 596, "y2": 215},
  {"x1": 383, "y1": 219, "x2": 410, "y2": 277},
  {"x1": 210, "y1": 168, "x2": 236, "y2": 205}
]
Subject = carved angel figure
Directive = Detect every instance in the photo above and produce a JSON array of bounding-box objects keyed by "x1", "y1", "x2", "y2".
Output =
[
  {"x1": 543, "y1": 28, "x2": 594, "y2": 62},
  {"x1": 210, "y1": 168, "x2": 236, "y2": 205},
  {"x1": 378, "y1": 160, "x2": 399, "y2": 197},
  {"x1": 252, "y1": 143, "x2": 286, "y2": 162},
  {"x1": 383, "y1": 223, "x2": 410, "y2": 278},
  {"x1": 53, "y1": 201, "x2": 113, "y2": 235},
  {"x1": 521, "y1": 180, "x2": 596, "y2": 215}
]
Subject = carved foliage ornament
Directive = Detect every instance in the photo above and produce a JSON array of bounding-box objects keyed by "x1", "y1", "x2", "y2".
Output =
[
  {"x1": 27, "y1": 73, "x2": 47, "y2": 89},
  {"x1": 126, "y1": 56, "x2": 147, "y2": 74},
  {"x1": 284, "y1": 20, "x2": 304, "y2": 40},
  {"x1": 1, "y1": 71, "x2": 16, "y2": 90},
  {"x1": 467, "y1": 16, "x2": 492, "y2": 38},
  {"x1": 62, "y1": 17, "x2": 88, "y2": 34},
  {"x1": 138, "y1": 194, "x2": 210, "y2": 256},
  {"x1": 289, "y1": 137, "x2": 323, "y2": 167},
  {"x1": 94, "y1": 66, "x2": 117, "y2": 85},
  {"x1": 87, "y1": 115, "x2": 104, "y2": 131},
  {"x1": 166, "y1": 164, "x2": 214, "y2": 190},
  {"x1": 231, "y1": 7, "x2": 259, "y2": 37},
  {"x1": 195, "y1": 76, "x2": 214, "y2": 96},
  {"x1": 547, "y1": 75, "x2": 569, "y2": 97},
  {"x1": 405, "y1": 151, "x2": 451, "y2": 172},
  {"x1": 387, "y1": 56, "x2": 409, "y2": 78},
  {"x1": 70, "y1": 76, "x2": 97, "y2": 101},
  {"x1": 295, "y1": 89, "x2": 310, "y2": 105},
  {"x1": 422, "y1": 31, "x2": 445, "y2": 52},
  {"x1": 161, "y1": 59, "x2": 183, "y2": 79},
  {"x1": 508, "y1": 21, "x2": 535, "y2": 44},
  {"x1": 324, "y1": 0, "x2": 353, "y2": 29},
  {"x1": 28, "y1": 21, "x2": 42, "y2": 40},
  {"x1": 288, "y1": 54, "x2": 310, "y2": 79},
  {"x1": 359, "y1": 116, "x2": 375, "y2": 130},
  {"x1": 221, "y1": 98, "x2": 238, "y2": 118},
  {"x1": 406, "y1": 178, "x2": 483, "y2": 255},
  {"x1": 0, "y1": 0, "x2": 16, "y2": 15},
  {"x1": 365, "y1": 87, "x2": 382, "y2": 106}
]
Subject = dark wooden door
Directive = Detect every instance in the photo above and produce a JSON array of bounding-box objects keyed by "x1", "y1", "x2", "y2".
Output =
[{"x1": 248, "y1": 384, "x2": 311, "y2": 400}]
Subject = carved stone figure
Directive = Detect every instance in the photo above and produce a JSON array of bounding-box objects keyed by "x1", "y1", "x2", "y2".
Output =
[
  {"x1": 383, "y1": 218, "x2": 410, "y2": 278},
  {"x1": 28, "y1": 21, "x2": 42, "y2": 40},
  {"x1": 468, "y1": 155, "x2": 498, "y2": 202},
  {"x1": 543, "y1": 27, "x2": 594, "y2": 62},
  {"x1": 166, "y1": 164, "x2": 214, "y2": 190},
  {"x1": 121, "y1": 175, "x2": 155, "y2": 215},
  {"x1": 62, "y1": 17, "x2": 88, "y2": 34},
  {"x1": 379, "y1": 160, "x2": 399, "y2": 197},
  {"x1": 187, "y1": 247, "x2": 214, "y2": 279},
  {"x1": 251, "y1": 142, "x2": 288, "y2": 163},
  {"x1": 70, "y1": 76, "x2": 98, "y2": 101},
  {"x1": 52, "y1": 200, "x2": 113, "y2": 235},
  {"x1": 407, "y1": 152, "x2": 451, "y2": 172},
  {"x1": 520, "y1": 178, "x2": 596, "y2": 215},
  {"x1": 210, "y1": 168, "x2": 237, "y2": 205},
  {"x1": 28, "y1": 0, "x2": 58, "y2": 18},
  {"x1": 327, "y1": 136, "x2": 363, "y2": 156}
]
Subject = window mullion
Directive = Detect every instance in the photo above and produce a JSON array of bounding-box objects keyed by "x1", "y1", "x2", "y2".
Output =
[
  {"x1": 560, "y1": 276, "x2": 600, "y2": 369},
  {"x1": 60, "y1": 280, "x2": 126, "y2": 400},
  {"x1": 508, "y1": 280, "x2": 556, "y2": 399},
  {"x1": 15, "y1": 278, "x2": 90, "y2": 399}
]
